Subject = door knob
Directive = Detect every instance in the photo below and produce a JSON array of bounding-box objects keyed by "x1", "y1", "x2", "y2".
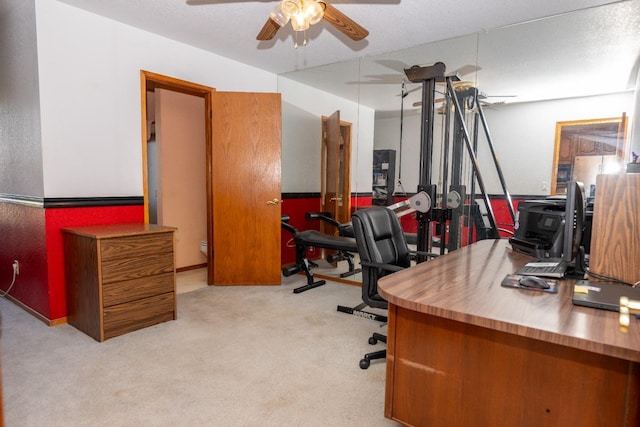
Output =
[{"x1": 266, "y1": 198, "x2": 281, "y2": 205}]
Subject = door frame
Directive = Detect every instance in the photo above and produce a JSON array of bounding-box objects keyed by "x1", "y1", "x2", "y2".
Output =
[
  {"x1": 140, "y1": 70, "x2": 214, "y2": 284},
  {"x1": 550, "y1": 115, "x2": 628, "y2": 196},
  {"x1": 320, "y1": 113, "x2": 352, "y2": 229}
]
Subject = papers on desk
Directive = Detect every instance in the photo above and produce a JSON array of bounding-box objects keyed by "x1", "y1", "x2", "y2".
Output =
[{"x1": 501, "y1": 274, "x2": 558, "y2": 294}]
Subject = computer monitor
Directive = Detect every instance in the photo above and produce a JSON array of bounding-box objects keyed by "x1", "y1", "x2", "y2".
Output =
[
  {"x1": 562, "y1": 180, "x2": 586, "y2": 263},
  {"x1": 509, "y1": 180, "x2": 586, "y2": 262}
]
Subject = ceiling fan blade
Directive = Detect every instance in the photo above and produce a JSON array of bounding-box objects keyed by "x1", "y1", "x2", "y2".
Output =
[
  {"x1": 320, "y1": 2, "x2": 369, "y2": 41},
  {"x1": 403, "y1": 86, "x2": 421, "y2": 96},
  {"x1": 186, "y1": 0, "x2": 218, "y2": 4},
  {"x1": 413, "y1": 101, "x2": 448, "y2": 109},
  {"x1": 454, "y1": 64, "x2": 481, "y2": 76},
  {"x1": 414, "y1": 96, "x2": 450, "y2": 107},
  {"x1": 257, "y1": 17, "x2": 282, "y2": 41}
]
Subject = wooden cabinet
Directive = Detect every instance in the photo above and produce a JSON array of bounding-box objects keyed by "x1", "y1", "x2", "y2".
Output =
[
  {"x1": 63, "y1": 223, "x2": 177, "y2": 342},
  {"x1": 590, "y1": 173, "x2": 640, "y2": 285}
]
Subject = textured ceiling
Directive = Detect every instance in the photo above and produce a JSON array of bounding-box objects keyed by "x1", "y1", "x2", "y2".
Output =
[
  {"x1": 55, "y1": 0, "x2": 640, "y2": 111},
  {"x1": 56, "y1": 0, "x2": 624, "y2": 74}
]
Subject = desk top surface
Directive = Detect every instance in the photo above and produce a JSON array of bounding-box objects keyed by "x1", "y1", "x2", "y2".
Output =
[{"x1": 378, "y1": 239, "x2": 640, "y2": 362}]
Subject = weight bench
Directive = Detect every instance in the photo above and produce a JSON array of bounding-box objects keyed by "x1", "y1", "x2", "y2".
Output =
[
  {"x1": 304, "y1": 212, "x2": 362, "y2": 279},
  {"x1": 281, "y1": 215, "x2": 359, "y2": 293}
]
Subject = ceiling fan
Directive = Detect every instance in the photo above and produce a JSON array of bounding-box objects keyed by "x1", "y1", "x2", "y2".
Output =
[
  {"x1": 187, "y1": 0, "x2": 369, "y2": 44},
  {"x1": 412, "y1": 82, "x2": 516, "y2": 108}
]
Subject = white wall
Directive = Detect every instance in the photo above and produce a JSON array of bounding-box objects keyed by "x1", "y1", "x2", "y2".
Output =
[
  {"x1": 278, "y1": 76, "x2": 376, "y2": 195},
  {"x1": 374, "y1": 110, "x2": 422, "y2": 195},
  {"x1": 375, "y1": 91, "x2": 634, "y2": 196},
  {"x1": 35, "y1": 0, "x2": 278, "y2": 198}
]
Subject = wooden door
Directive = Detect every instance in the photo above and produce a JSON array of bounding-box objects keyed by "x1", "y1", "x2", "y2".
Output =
[
  {"x1": 321, "y1": 111, "x2": 352, "y2": 233},
  {"x1": 211, "y1": 92, "x2": 282, "y2": 285}
]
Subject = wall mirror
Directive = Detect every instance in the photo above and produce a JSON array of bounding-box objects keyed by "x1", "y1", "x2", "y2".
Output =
[
  {"x1": 551, "y1": 116, "x2": 628, "y2": 196},
  {"x1": 277, "y1": 0, "x2": 639, "y2": 284},
  {"x1": 278, "y1": 1, "x2": 640, "y2": 198}
]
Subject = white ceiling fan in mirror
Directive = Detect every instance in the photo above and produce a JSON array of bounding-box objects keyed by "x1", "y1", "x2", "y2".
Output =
[
  {"x1": 412, "y1": 86, "x2": 517, "y2": 109},
  {"x1": 351, "y1": 60, "x2": 481, "y2": 95}
]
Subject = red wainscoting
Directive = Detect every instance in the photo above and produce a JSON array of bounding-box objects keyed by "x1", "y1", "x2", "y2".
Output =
[
  {"x1": 280, "y1": 196, "x2": 321, "y2": 265},
  {"x1": 0, "y1": 200, "x2": 143, "y2": 323},
  {"x1": 0, "y1": 203, "x2": 49, "y2": 318},
  {"x1": 45, "y1": 205, "x2": 143, "y2": 321},
  {"x1": 1, "y1": 194, "x2": 524, "y2": 324}
]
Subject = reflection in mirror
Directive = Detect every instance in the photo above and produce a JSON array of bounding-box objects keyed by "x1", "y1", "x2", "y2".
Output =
[
  {"x1": 280, "y1": 1, "x2": 639, "y2": 195},
  {"x1": 552, "y1": 116, "x2": 628, "y2": 197},
  {"x1": 279, "y1": 59, "x2": 369, "y2": 204},
  {"x1": 366, "y1": 34, "x2": 481, "y2": 197},
  {"x1": 278, "y1": 1, "x2": 640, "y2": 268}
]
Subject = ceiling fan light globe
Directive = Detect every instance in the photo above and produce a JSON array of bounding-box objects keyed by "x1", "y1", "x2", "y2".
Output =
[
  {"x1": 270, "y1": 5, "x2": 290, "y2": 27},
  {"x1": 281, "y1": 0, "x2": 301, "y2": 19},
  {"x1": 291, "y1": 14, "x2": 309, "y2": 31},
  {"x1": 304, "y1": 1, "x2": 324, "y2": 25}
]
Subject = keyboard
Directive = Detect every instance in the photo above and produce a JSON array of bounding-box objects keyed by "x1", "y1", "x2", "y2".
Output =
[{"x1": 516, "y1": 258, "x2": 568, "y2": 278}]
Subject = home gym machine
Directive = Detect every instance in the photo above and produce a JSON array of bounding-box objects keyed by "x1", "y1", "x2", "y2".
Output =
[{"x1": 403, "y1": 62, "x2": 516, "y2": 257}]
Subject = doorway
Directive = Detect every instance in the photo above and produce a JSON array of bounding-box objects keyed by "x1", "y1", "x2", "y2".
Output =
[
  {"x1": 551, "y1": 115, "x2": 628, "y2": 196},
  {"x1": 140, "y1": 71, "x2": 283, "y2": 286},
  {"x1": 141, "y1": 71, "x2": 212, "y2": 274},
  {"x1": 321, "y1": 110, "x2": 352, "y2": 232}
]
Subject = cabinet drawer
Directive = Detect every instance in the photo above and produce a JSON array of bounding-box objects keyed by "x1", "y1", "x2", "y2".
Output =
[
  {"x1": 103, "y1": 272, "x2": 175, "y2": 307},
  {"x1": 100, "y1": 233, "x2": 173, "y2": 261},
  {"x1": 101, "y1": 252, "x2": 174, "y2": 284},
  {"x1": 103, "y1": 293, "x2": 175, "y2": 340}
]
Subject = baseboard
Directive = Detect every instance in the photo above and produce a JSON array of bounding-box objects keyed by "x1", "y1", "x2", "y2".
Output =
[
  {"x1": 4, "y1": 294, "x2": 67, "y2": 326},
  {"x1": 176, "y1": 263, "x2": 207, "y2": 273}
]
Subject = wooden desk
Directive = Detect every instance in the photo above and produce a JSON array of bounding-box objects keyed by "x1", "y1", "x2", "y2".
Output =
[{"x1": 378, "y1": 239, "x2": 640, "y2": 427}]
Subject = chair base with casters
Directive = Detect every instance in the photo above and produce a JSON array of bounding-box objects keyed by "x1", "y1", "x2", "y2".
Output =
[
  {"x1": 360, "y1": 332, "x2": 387, "y2": 369},
  {"x1": 336, "y1": 302, "x2": 387, "y2": 323}
]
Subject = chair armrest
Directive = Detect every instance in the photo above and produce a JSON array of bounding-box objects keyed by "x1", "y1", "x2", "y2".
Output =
[
  {"x1": 280, "y1": 218, "x2": 298, "y2": 235},
  {"x1": 305, "y1": 211, "x2": 341, "y2": 229},
  {"x1": 360, "y1": 260, "x2": 406, "y2": 273},
  {"x1": 412, "y1": 250, "x2": 439, "y2": 259}
]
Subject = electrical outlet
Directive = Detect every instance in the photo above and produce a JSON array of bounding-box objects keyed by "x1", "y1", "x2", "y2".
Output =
[
  {"x1": 541, "y1": 181, "x2": 549, "y2": 191},
  {"x1": 13, "y1": 260, "x2": 19, "y2": 275}
]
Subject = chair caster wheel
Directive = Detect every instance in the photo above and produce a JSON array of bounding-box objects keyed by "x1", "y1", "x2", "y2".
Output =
[
  {"x1": 368, "y1": 336, "x2": 378, "y2": 345},
  {"x1": 360, "y1": 358, "x2": 370, "y2": 369}
]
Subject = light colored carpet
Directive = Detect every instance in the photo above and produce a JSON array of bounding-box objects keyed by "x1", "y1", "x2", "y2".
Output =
[{"x1": 0, "y1": 271, "x2": 400, "y2": 426}]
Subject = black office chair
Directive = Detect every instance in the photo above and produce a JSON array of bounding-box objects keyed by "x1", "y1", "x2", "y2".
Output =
[{"x1": 351, "y1": 207, "x2": 436, "y2": 369}]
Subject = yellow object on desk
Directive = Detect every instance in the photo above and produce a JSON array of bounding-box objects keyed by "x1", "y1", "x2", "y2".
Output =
[
  {"x1": 574, "y1": 284, "x2": 589, "y2": 294},
  {"x1": 620, "y1": 296, "x2": 640, "y2": 333}
]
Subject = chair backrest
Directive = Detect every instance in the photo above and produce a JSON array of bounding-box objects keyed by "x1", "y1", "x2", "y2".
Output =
[{"x1": 351, "y1": 207, "x2": 411, "y2": 309}]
